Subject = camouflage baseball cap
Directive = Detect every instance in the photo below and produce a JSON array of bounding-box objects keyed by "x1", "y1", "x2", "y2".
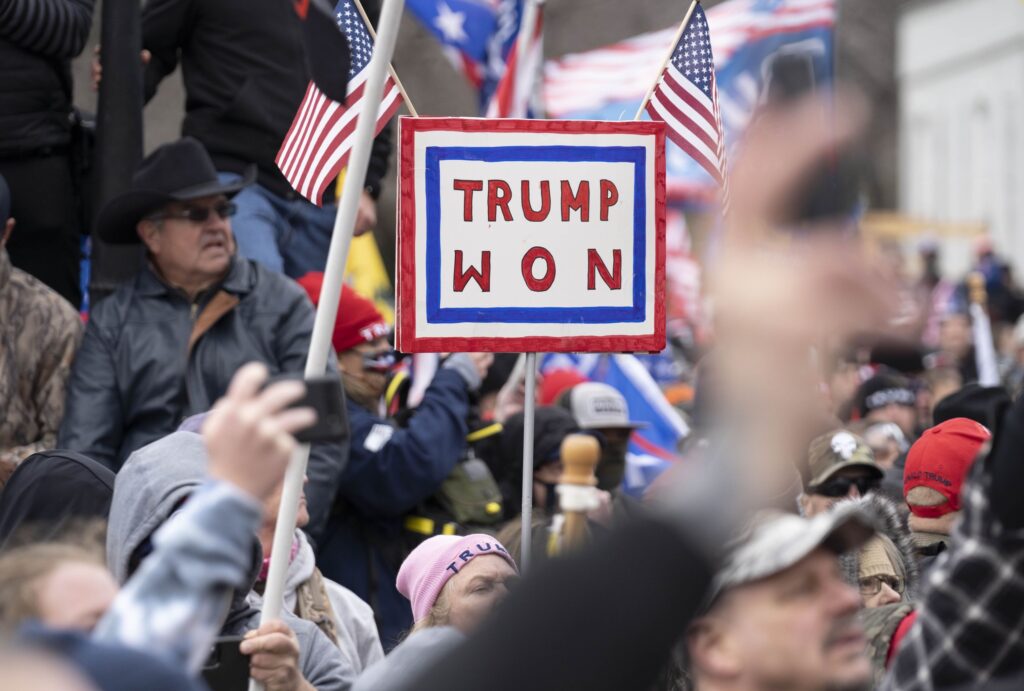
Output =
[
  {"x1": 804, "y1": 430, "x2": 883, "y2": 489},
  {"x1": 714, "y1": 502, "x2": 876, "y2": 595}
]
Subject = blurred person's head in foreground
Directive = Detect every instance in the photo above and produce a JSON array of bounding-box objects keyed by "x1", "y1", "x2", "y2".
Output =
[
  {"x1": 560, "y1": 382, "x2": 645, "y2": 491},
  {"x1": 0, "y1": 543, "x2": 117, "y2": 635},
  {"x1": 853, "y1": 373, "x2": 918, "y2": 439},
  {"x1": 298, "y1": 272, "x2": 391, "y2": 409},
  {"x1": 799, "y1": 430, "x2": 883, "y2": 517},
  {"x1": 397, "y1": 534, "x2": 517, "y2": 635},
  {"x1": 9, "y1": 624, "x2": 205, "y2": 691},
  {"x1": 685, "y1": 504, "x2": 875, "y2": 691},
  {"x1": 904, "y1": 417, "x2": 990, "y2": 537}
]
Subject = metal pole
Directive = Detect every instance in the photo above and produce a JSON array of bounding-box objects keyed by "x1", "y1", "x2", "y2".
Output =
[
  {"x1": 251, "y1": 0, "x2": 406, "y2": 687},
  {"x1": 520, "y1": 352, "x2": 538, "y2": 571}
]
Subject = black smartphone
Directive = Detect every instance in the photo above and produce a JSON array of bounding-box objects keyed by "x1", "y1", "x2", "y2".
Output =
[
  {"x1": 265, "y1": 372, "x2": 348, "y2": 443},
  {"x1": 201, "y1": 635, "x2": 249, "y2": 691}
]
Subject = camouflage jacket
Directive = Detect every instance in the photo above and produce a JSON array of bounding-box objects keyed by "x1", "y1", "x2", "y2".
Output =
[{"x1": 0, "y1": 249, "x2": 82, "y2": 481}]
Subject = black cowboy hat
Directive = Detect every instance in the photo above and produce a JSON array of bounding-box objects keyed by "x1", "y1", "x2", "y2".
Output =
[{"x1": 96, "y1": 137, "x2": 256, "y2": 244}]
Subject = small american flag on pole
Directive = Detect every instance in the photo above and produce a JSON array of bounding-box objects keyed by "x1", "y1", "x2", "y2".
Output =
[
  {"x1": 276, "y1": 0, "x2": 403, "y2": 205},
  {"x1": 643, "y1": 2, "x2": 726, "y2": 188}
]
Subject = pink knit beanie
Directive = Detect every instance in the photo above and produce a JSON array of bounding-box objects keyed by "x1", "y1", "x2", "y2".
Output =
[{"x1": 396, "y1": 534, "x2": 518, "y2": 623}]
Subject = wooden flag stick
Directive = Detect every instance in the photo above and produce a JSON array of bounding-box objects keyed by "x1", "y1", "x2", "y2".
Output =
[
  {"x1": 353, "y1": 0, "x2": 420, "y2": 116},
  {"x1": 634, "y1": 0, "x2": 699, "y2": 120}
]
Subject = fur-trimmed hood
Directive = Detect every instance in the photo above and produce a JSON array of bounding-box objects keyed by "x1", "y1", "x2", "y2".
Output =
[{"x1": 837, "y1": 493, "x2": 920, "y2": 602}]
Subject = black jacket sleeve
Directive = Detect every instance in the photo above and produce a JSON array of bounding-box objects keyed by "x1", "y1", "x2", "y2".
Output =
[
  {"x1": 401, "y1": 516, "x2": 714, "y2": 691},
  {"x1": 0, "y1": 0, "x2": 93, "y2": 58},
  {"x1": 140, "y1": 0, "x2": 195, "y2": 102}
]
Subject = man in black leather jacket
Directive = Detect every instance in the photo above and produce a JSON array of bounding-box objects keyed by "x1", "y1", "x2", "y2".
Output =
[{"x1": 58, "y1": 138, "x2": 347, "y2": 543}]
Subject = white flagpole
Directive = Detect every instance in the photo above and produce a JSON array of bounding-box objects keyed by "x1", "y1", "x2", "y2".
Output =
[
  {"x1": 251, "y1": 0, "x2": 406, "y2": 688},
  {"x1": 520, "y1": 352, "x2": 538, "y2": 571}
]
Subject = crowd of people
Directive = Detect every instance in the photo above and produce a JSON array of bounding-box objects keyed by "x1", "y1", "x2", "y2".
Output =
[{"x1": 1, "y1": 1, "x2": 1024, "y2": 690}]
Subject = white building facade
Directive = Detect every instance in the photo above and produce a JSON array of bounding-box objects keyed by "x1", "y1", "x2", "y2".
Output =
[{"x1": 898, "y1": 0, "x2": 1024, "y2": 276}]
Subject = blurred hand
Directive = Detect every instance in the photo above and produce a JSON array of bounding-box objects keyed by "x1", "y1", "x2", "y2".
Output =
[
  {"x1": 353, "y1": 189, "x2": 377, "y2": 236},
  {"x1": 202, "y1": 363, "x2": 316, "y2": 501},
  {"x1": 240, "y1": 621, "x2": 312, "y2": 691},
  {"x1": 467, "y1": 352, "x2": 494, "y2": 382},
  {"x1": 91, "y1": 45, "x2": 151, "y2": 92},
  {"x1": 493, "y1": 377, "x2": 527, "y2": 423}
]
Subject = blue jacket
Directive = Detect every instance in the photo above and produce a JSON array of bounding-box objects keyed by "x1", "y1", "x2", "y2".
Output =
[{"x1": 317, "y1": 368, "x2": 471, "y2": 650}]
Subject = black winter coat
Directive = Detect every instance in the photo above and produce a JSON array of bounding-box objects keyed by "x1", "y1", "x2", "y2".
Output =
[
  {"x1": 57, "y1": 255, "x2": 348, "y2": 541},
  {"x1": 140, "y1": 0, "x2": 391, "y2": 199},
  {"x1": 0, "y1": 0, "x2": 94, "y2": 156}
]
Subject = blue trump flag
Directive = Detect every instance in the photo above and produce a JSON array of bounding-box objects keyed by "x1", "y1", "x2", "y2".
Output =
[{"x1": 406, "y1": 0, "x2": 524, "y2": 112}]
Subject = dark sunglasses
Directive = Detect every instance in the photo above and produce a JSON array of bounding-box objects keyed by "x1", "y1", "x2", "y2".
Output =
[
  {"x1": 148, "y1": 201, "x2": 237, "y2": 223},
  {"x1": 810, "y1": 474, "x2": 880, "y2": 498}
]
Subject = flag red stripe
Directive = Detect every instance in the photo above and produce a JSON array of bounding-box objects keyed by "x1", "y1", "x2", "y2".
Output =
[
  {"x1": 663, "y1": 70, "x2": 718, "y2": 131},
  {"x1": 647, "y1": 99, "x2": 723, "y2": 185},
  {"x1": 652, "y1": 81, "x2": 719, "y2": 153}
]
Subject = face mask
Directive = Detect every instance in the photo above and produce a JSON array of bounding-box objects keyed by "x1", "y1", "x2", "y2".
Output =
[
  {"x1": 542, "y1": 481, "x2": 559, "y2": 514},
  {"x1": 596, "y1": 438, "x2": 629, "y2": 491}
]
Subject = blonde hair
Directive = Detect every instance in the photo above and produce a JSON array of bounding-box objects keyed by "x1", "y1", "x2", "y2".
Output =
[
  {"x1": 408, "y1": 580, "x2": 453, "y2": 635},
  {"x1": 0, "y1": 543, "x2": 105, "y2": 636},
  {"x1": 906, "y1": 486, "x2": 947, "y2": 507}
]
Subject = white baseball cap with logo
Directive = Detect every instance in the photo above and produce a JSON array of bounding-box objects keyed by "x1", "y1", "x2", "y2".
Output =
[{"x1": 568, "y1": 382, "x2": 647, "y2": 430}]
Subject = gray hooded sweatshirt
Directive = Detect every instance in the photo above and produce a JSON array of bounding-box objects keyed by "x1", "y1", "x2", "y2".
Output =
[{"x1": 106, "y1": 430, "x2": 353, "y2": 690}]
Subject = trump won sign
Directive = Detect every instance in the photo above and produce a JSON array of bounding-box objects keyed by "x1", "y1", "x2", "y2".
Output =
[{"x1": 396, "y1": 118, "x2": 666, "y2": 353}]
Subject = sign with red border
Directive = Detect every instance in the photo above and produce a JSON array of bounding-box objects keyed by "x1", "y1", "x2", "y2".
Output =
[{"x1": 396, "y1": 117, "x2": 665, "y2": 353}]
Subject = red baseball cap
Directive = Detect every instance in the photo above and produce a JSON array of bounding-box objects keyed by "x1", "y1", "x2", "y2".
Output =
[
  {"x1": 296, "y1": 272, "x2": 388, "y2": 354},
  {"x1": 903, "y1": 417, "x2": 991, "y2": 517}
]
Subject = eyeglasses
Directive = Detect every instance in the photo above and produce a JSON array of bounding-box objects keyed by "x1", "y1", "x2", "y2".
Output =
[
  {"x1": 859, "y1": 574, "x2": 905, "y2": 597},
  {"x1": 810, "y1": 475, "x2": 880, "y2": 498},
  {"x1": 148, "y1": 201, "x2": 237, "y2": 224}
]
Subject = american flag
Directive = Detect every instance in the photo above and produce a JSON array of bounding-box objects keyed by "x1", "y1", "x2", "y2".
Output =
[
  {"x1": 276, "y1": 0, "x2": 403, "y2": 205},
  {"x1": 484, "y1": 3, "x2": 543, "y2": 118},
  {"x1": 645, "y1": 3, "x2": 726, "y2": 187}
]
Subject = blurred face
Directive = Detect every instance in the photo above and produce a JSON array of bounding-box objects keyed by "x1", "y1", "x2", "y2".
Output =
[
  {"x1": 691, "y1": 549, "x2": 870, "y2": 691},
  {"x1": 867, "y1": 404, "x2": 917, "y2": 439},
  {"x1": 137, "y1": 194, "x2": 235, "y2": 292},
  {"x1": 939, "y1": 314, "x2": 972, "y2": 358},
  {"x1": 445, "y1": 555, "x2": 517, "y2": 634},
  {"x1": 533, "y1": 459, "x2": 563, "y2": 510},
  {"x1": 338, "y1": 336, "x2": 390, "y2": 403},
  {"x1": 35, "y1": 562, "x2": 119, "y2": 632},
  {"x1": 260, "y1": 478, "x2": 310, "y2": 555}
]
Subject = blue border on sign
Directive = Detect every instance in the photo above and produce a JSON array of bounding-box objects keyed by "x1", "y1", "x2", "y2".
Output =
[{"x1": 424, "y1": 145, "x2": 647, "y2": 324}]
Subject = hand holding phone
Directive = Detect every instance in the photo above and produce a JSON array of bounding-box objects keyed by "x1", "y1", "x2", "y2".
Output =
[{"x1": 264, "y1": 373, "x2": 348, "y2": 444}]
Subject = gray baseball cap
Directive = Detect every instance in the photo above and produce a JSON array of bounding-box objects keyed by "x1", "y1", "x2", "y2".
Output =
[
  {"x1": 568, "y1": 382, "x2": 647, "y2": 430},
  {"x1": 713, "y1": 502, "x2": 876, "y2": 595}
]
